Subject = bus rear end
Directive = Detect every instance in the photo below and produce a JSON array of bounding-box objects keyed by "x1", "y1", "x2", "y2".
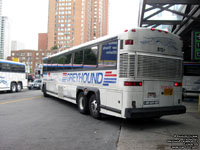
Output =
[{"x1": 119, "y1": 28, "x2": 186, "y2": 118}]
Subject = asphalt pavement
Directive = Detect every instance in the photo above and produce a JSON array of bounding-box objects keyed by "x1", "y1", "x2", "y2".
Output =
[{"x1": 0, "y1": 90, "x2": 199, "y2": 150}]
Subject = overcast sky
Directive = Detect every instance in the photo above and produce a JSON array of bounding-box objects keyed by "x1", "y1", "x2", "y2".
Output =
[{"x1": 2, "y1": 0, "x2": 139, "y2": 50}]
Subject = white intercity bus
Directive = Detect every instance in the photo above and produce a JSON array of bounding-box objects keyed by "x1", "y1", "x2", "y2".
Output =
[
  {"x1": 183, "y1": 62, "x2": 200, "y2": 97},
  {"x1": 0, "y1": 59, "x2": 27, "y2": 92},
  {"x1": 42, "y1": 28, "x2": 186, "y2": 119}
]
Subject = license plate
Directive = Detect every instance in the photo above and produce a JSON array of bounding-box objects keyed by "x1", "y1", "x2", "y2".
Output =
[
  {"x1": 164, "y1": 89, "x2": 173, "y2": 96},
  {"x1": 148, "y1": 92, "x2": 156, "y2": 98}
]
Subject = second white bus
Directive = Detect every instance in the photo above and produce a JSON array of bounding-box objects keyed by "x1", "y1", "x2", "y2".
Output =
[
  {"x1": 0, "y1": 59, "x2": 27, "y2": 92},
  {"x1": 42, "y1": 28, "x2": 186, "y2": 119}
]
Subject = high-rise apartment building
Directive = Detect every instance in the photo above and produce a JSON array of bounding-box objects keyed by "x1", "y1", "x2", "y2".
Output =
[
  {"x1": 11, "y1": 40, "x2": 25, "y2": 51},
  {"x1": 38, "y1": 33, "x2": 48, "y2": 50},
  {"x1": 0, "y1": 0, "x2": 2, "y2": 16},
  {"x1": 47, "y1": 0, "x2": 109, "y2": 50},
  {"x1": 0, "y1": 16, "x2": 10, "y2": 59}
]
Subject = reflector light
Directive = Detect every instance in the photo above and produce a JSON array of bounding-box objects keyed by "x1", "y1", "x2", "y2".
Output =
[
  {"x1": 124, "y1": 81, "x2": 142, "y2": 86},
  {"x1": 158, "y1": 29, "x2": 162, "y2": 32},
  {"x1": 131, "y1": 29, "x2": 136, "y2": 32},
  {"x1": 125, "y1": 40, "x2": 134, "y2": 45},
  {"x1": 174, "y1": 82, "x2": 182, "y2": 87},
  {"x1": 124, "y1": 82, "x2": 132, "y2": 86},
  {"x1": 164, "y1": 31, "x2": 168, "y2": 33},
  {"x1": 124, "y1": 29, "x2": 128, "y2": 32}
]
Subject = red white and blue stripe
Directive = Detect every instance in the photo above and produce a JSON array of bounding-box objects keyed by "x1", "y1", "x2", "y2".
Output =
[{"x1": 103, "y1": 71, "x2": 117, "y2": 86}]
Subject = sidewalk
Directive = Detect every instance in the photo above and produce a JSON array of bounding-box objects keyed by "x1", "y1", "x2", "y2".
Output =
[{"x1": 117, "y1": 101, "x2": 200, "y2": 150}]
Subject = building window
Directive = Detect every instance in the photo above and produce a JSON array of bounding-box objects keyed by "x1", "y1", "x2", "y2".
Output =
[{"x1": 27, "y1": 53, "x2": 32, "y2": 56}]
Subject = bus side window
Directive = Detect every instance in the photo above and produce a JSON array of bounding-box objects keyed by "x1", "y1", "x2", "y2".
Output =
[
  {"x1": 83, "y1": 46, "x2": 98, "y2": 69},
  {"x1": 47, "y1": 59, "x2": 52, "y2": 72},
  {"x1": 43, "y1": 59, "x2": 48, "y2": 73},
  {"x1": 98, "y1": 39, "x2": 118, "y2": 68},
  {"x1": 19, "y1": 65, "x2": 25, "y2": 73},
  {"x1": 73, "y1": 50, "x2": 83, "y2": 69},
  {"x1": 11, "y1": 64, "x2": 17, "y2": 72},
  {"x1": 2, "y1": 63, "x2": 11, "y2": 72},
  {"x1": 0, "y1": 63, "x2": 2, "y2": 71},
  {"x1": 57, "y1": 55, "x2": 64, "y2": 71},
  {"x1": 52, "y1": 56, "x2": 58, "y2": 71},
  {"x1": 63, "y1": 53, "x2": 72, "y2": 70}
]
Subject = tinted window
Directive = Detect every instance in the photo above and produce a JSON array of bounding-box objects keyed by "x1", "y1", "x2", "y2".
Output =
[
  {"x1": 0, "y1": 62, "x2": 24, "y2": 73},
  {"x1": 63, "y1": 53, "x2": 72, "y2": 70},
  {"x1": 43, "y1": 59, "x2": 48, "y2": 73},
  {"x1": 84, "y1": 46, "x2": 98, "y2": 68},
  {"x1": 1, "y1": 63, "x2": 11, "y2": 72},
  {"x1": 73, "y1": 50, "x2": 83, "y2": 69},
  {"x1": 19, "y1": 65, "x2": 25, "y2": 73},
  {"x1": 46, "y1": 58, "x2": 52, "y2": 72},
  {"x1": 184, "y1": 64, "x2": 200, "y2": 76},
  {"x1": 51, "y1": 56, "x2": 58, "y2": 71},
  {"x1": 11, "y1": 64, "x2": 18, "y2": 72},
  {"x1": 98, "y1": 39, "x2": 118, "y2": 68},
  {"x1": 57, "y1": 55, "x2": 65, "y2": 71}
]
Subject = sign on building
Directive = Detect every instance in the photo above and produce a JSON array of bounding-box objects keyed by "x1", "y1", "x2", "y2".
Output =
[
  {"x1": 12, "y1": 58, "x2": 19, "y2": 62},
  {"x1": 192, "y1": 31, "x2": 200, "y2": 60}
]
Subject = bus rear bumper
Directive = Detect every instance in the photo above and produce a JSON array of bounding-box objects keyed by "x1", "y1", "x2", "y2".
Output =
[{"x1": 125, "y1": 105, "x2": 186, "y2": 119}]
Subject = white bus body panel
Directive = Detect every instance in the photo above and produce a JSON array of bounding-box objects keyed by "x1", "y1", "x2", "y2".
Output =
[
  {"x1": 42, "y1": 28, "x2": 185, "y2": 119},
  {"x1": 183, "y1": 76, "x2": 200, "y2": 97},
  {"x1": 0, "y1": 60, "x2": 27, "y2": 91}
]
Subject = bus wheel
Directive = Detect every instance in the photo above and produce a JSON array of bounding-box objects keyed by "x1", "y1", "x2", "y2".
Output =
[
  {"x1": 77, "y1": 92, "x2": 88, "y2": 114},
  {"x1": 89, "y1": 94, "x2": 101, "y2": 119},
  {"x1": 42, "y1": 84, "x2": 48, "y2": 97},
  {"x1": 17, "y1": 83, "x2": 22, "y2": 92},
  {"x1": 10, "y1": 82, "x2": 17, "y2": 93}
]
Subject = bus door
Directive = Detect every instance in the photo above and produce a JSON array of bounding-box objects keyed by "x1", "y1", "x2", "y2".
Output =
[{"x1": 143, "y1": 81, "x2": 174, "y2": 107}]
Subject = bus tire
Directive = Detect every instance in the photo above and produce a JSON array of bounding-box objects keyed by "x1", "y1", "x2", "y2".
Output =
[
  {"x1": 77, "y1": 92, "x2": 88, "y2": 114},
  {"x1": 89, "y1": 94, "x2": 101, "y2": 119},
  {"x1": 17, "y1": 82, "x2": 22, "y2": 92},
  {"x1": 42, "y1": 84, "x2": 48, "y2": 97},
  {"x1": 10, "y1": 82, "x2": 17, "y2": 93}
]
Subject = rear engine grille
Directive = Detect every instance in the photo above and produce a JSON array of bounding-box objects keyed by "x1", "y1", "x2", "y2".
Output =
[
  {"x1": 120, "y1": 54, "x2": 135, "y2": 78},
  {"x1": 137, "y1": 55, "x2": 182, "y2": 79}
]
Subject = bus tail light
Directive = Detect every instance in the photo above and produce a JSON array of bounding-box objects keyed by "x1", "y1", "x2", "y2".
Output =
[
  {"x1": 124, "y1": 29, "x2": 128, "y2": 32},
  {"x1": 151, "y1": 28, "x2": 156, "y2": 31},
  {"x1": 131, "y1": 29, "x2": 136, "y2": 32},
  {"x1": 125, "y1": 40, "x2": 134, "y2": 45},
  {"x1": 174, "y1": 82, "x2": 182, "y2": 87},
  {"x1": 124, "y1": 81, "x2": 142, "y2": 86}
]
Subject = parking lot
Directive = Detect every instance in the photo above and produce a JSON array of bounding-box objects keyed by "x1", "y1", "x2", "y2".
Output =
[{"x1": 0, "y1": 90, "x2": 199, "y2": 150}]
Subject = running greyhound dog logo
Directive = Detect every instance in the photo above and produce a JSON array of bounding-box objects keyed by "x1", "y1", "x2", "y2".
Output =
[
  {"x1": 0, "y1": 76, "x2": 8, "y2": 86},
  {"x1": 140, "y1": 37, "x2": 178, "y2": 51}
]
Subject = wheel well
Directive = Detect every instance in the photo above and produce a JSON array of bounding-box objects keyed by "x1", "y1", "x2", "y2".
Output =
[
  {"x1": 76, "y1": 90, "x2": 95, "y2": 103},
  {"x1": 17, "y1": 81, "x2": 23, "y2": 89},
  {"x1": 86, "y1": 91, "x2": 95, "y2": 101},
  {"x1": 11, "y1": 81, "x2": 17, "y2": 86},
  {"x1": 76, "y1": 90, "x2": 83, "y2": 103}
]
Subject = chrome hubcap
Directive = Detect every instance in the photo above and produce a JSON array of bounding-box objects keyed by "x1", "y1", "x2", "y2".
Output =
[
  {"x1": 12, "y1": 85, "x2": 16, "y2": 91},
  {"x1": 18, "y1": 84, "x2": 21, "y2": 90},
  {"x1": 91, "y1": 100, "x2": 98, "y2": 114},
  {"x1": 79, "y1": 97, "x2": 84, "y2": 110}
]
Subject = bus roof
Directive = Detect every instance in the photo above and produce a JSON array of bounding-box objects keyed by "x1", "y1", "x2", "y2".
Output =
[
  {"x1": 44, "y1": 27, "x2": 181, "y2": 60},
  {"x1": 0, "y1": 59, "x2": 25, "y2": 66}
]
